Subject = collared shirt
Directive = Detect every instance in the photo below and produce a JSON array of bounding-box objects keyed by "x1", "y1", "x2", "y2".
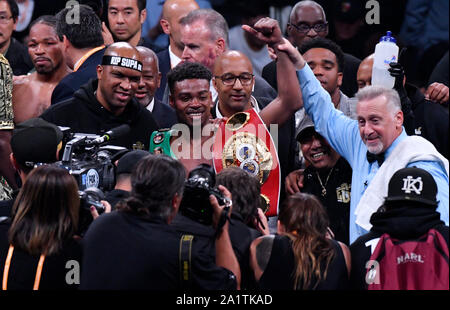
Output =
[
  {"x1": 168, "y1": 45, "x2": 181, "y2": 69},
  {"x1": 297, "y1": 64, "x2": 449, "y2": 243},
  {"x1": 145, "y1": 98, "x2": 155, "y2": 113},
  {"x1": 215, "y1": 96, "x2": 260, "y2": 119}
]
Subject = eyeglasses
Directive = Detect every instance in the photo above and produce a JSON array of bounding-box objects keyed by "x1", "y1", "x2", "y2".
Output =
[
  {"x1": 0, "y1": 15, "x2": 13, "y2": 24},
  {"x1": 215, "y1": 73, "x2": 254, "y2": 86},
  {"x1": 289, "y1": 22, "x2": 328, "y2": 34}
]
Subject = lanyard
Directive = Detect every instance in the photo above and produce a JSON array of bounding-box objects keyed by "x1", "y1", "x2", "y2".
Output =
[
  {"x1": 73, "y1": 45, "x2": 105, "y2": 72},
  {"x1": 2, "y1": 245, "x2": 46, "y2": 290}
]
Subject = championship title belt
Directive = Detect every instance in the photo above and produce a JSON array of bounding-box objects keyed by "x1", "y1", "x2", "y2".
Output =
[
  {"x1": 149, "y1": 129, "x2": 176, "y2": 158},
  {"x1": 213, "y1": 109, "x2": 281, "y2": 216}
]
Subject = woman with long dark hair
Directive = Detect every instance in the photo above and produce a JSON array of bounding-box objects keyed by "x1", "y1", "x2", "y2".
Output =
[
  {"x1": 0, "y1": 165, "x2": 82, "y2": 290},
  {"x1": 249, "y1": 193, "x2": 351, "y2": 290}
]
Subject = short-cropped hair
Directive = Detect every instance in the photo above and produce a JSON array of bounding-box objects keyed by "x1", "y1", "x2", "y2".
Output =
[
  {"x1": 55, "y1": 4, "x2": 104, "y2": 49},
  {"x1": 29, "y1": 15, "x2": 62, "y2": 41},
  {"x1": 180, "y1": 9, "x2": 229, "y2": 46},
  {"x1": 299, "y1": 37, "x2": 345, "y2": 73},
  {"x1": 355, "y1": 85, "x2": 401, "y2": 115},
  {"x1": 167, "y1": 62, "x2": 212, "y2": 95}
]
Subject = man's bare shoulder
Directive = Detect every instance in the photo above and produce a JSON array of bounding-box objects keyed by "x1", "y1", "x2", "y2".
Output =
[{"x1": 13, "y1": 73, "x2": 36, "y2": 86}]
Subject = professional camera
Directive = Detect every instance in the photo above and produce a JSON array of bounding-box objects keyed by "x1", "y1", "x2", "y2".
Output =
[
  {"x1": 78, "y1": 187, "x2": 106, "y2": 236},
  {"x1": 179, "y1": 164, "x2": 228, "y2": 226},
  {"x1": 54, "y1": 125, "x2": 129, "y2": 192}
]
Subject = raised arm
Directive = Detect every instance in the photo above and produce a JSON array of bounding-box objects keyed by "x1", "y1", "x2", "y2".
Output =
[{"x1": 243, "y1": 18, "x2": 303, "y2": 127}]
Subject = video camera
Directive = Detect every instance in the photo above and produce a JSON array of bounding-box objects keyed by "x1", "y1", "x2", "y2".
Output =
[
  {"x1": 54, "y1": 125, "x2": 130, "y2": 235},
  {"x1": 55, "y1": 124, "x2": 130, "y2": 193},
  {"x1": 179, "y1": 164, "x2": 229, "y2": 226}
]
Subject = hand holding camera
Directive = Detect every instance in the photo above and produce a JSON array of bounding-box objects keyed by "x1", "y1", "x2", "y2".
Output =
[
  {"x1": 209, "y1": 185, "x2": 233, "y2": 233},
  {"x1": 90, "y1": 200, "x2": 112, "y2": 220}
]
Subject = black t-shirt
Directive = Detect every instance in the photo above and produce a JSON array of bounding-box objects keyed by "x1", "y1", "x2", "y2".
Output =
[
  {"x1": 0, "y1": 220, "x2": 82, "y2": 290},
  {"x1": 228, "y1": 213, "x2": 261, "y2": 290},
  {"x1": 0, "y1": 190, "x2": 18, "y2": 218},
  {"x1": 104, "y1": 189, "x2": 130, "y2": 209},
  {"x1": 258, "y1": 234, "x2": 349, "y2": 290},
  {"x1": 40, "y1": 79, "x2": 159, "y2": 150},
  {"x1": 80, "y1": 211, "x2": 236, "y2": 290},
  {"x1": 303, "y1": 157, "x2": 352, "y2": 245}
]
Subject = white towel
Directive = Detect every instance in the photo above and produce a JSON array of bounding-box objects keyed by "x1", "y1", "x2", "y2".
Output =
[{"x1": 355, "y1": 136, "x2": 449, "y2": 231}]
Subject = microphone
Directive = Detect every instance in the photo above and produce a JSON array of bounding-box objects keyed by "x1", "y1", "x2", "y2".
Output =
[{"x1": 89, "y1": 124, "x2": 131, "y2": 145}]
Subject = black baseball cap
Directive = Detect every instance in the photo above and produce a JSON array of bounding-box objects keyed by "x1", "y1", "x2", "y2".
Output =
[
  {"x1": 384, "y1": 167, "x2": 438, "y2": 207},
  {"x1": 11, "y1": 118, "x2": 63, "y2": 167},
  {"x1": 296, "y1": 116, "x2": 316, "y2": 144},
  {"x1": 116, "y1": 150, "x2": 150, "y2": 175}
]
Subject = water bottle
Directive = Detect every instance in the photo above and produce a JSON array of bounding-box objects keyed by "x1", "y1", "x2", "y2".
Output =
[{"x1": 371, "y1": 31, "x2": 399, "y2": 89}]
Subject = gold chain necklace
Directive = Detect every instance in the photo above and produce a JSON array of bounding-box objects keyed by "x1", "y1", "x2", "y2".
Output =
[{"x1": 316, "y1": 167, "x2": 334, "y2": 197}]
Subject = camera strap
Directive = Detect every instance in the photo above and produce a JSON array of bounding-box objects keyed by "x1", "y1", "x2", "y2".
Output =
[
  {"x1": 179, "y1": 235, "x2": 194, "y2": 288},
  {"x1": 2, "y1": 245, "x2": 46, "y2": 290}
]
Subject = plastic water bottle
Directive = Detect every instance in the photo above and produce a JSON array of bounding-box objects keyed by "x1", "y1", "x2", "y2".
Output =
[{"x1": 371, "y1": 31, "x2": 399, "y2": 89}]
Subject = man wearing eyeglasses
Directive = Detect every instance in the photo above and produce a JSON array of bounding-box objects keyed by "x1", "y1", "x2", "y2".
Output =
[
  {"x1": 212, "y1": 46, "x2": 300, "y2": 216},
  {"x1": 0, "y1": 0, "x2": 32, "y2": 75},
  {"x1": 261, "y1": 0, "x2": 360, "y2": 99}
]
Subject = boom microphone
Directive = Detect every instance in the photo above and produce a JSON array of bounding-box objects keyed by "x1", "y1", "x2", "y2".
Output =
[{"x1": 89, "y1": 124, "x2": 131, "y2": 145}]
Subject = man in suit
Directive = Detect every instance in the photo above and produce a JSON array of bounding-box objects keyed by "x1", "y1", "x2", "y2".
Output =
[
  {"x1": 155, "y1": 0, "x2": 199, "y2": 102},
  {"x1": 51, "y1": 5, "x2": 105, "y2": 105},
  {"x1": 0, "y1": 0, "x2": 33, "y2": 76},
  {"x1": 135, "y1": 46, "x2": 177, "y2": 129},
  {"x1": 169, "y1": 8, "x2": 277, "y2": 105},
  {"x1": 105, "y1": 0, "x2": 162, "y2": 52},
  {"x1": 261, "y1": 0, "x2": 360, "y2": 98},
  {"x1": 212, "y1": 48, "x2": 299, "y2": 215}
]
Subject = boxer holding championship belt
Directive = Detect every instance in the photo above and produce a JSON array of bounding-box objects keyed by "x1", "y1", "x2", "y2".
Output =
[{"x1": 213, "y1": 109, "x2": 280, "y2": 216}]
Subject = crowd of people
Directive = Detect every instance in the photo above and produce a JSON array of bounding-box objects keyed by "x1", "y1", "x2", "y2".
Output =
[{"x1": 0, "y1": 0, "x2": 448, "y2": 291}]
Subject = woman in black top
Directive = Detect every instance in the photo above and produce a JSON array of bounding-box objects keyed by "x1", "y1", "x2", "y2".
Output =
[
  {"x1": 249, "y1": 193, "x2": 351, "y2": 290},
  {"x1": 0, "y1": 166, "x2": 82, "y2": 290}
]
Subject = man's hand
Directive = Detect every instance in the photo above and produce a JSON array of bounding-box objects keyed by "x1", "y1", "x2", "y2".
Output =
[
  {"x1": 90, "y1": 200, "x2": 112, "y2": 220},
  {"x1": 242, "y1": 17, "x2": 283, "y2": 49},
  {"x1": 210, "y1": 185, "x2": 232, "y2": 231},
  {"x1": 425, "y1": 82, "x2": 449, "y2": 104},
  {"x1": 388, "y1": 62, "x2": 407, "y2": 96},
  {"x1": 275, "y1": 38, "x2": 306, "y2": 69},
  {"x1": 253, "y1": 208, "x2": 270, "y2": 236},
  {"x1": 285, "y1": 169, "x2": 305, "y2": 195},
  {"x1": 102, "y1": 22, "x2": 114, "y2": 46}
]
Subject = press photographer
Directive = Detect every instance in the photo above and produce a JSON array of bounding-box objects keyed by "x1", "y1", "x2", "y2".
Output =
[
  {"x1": 53, "y1": 123, "x2": 130, "y2": 233},
  {"x1": 171, "y1": 164, "x2": 231, "y2": 261},
  {"x1": 80, "y1": 155, "x2": 240, "y2": 289}
]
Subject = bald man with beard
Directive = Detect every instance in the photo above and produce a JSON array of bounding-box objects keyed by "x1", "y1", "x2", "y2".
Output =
[{"x1": 40, "y1": 42, "x2": 159, "y2": 150}]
